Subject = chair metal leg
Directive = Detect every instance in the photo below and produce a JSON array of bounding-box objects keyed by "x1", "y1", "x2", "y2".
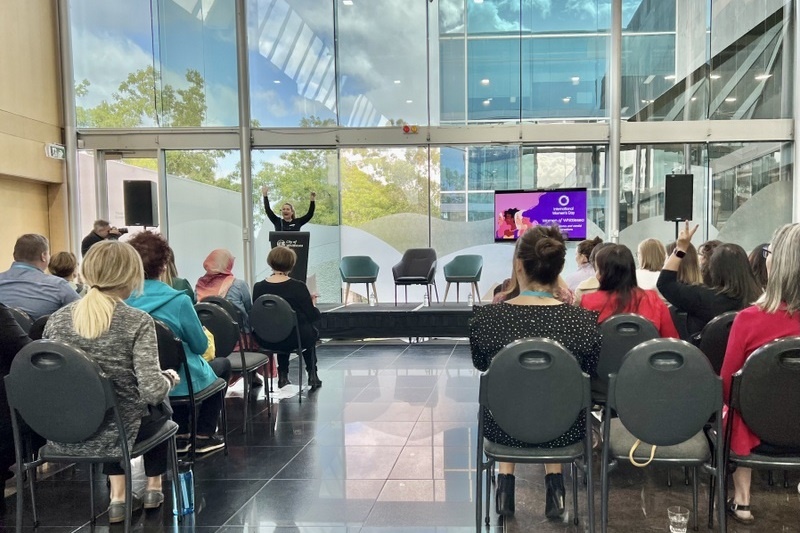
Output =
[
  {"x1": 484, "y1": 460, "x2": 491, "y2": 526},
  {"x1": 124, "y1": 463, "x2": 132, "y2": 533},
  {"x1": 371, "y1": 282, "x2": 378, "y2": 303},
  {"x1": 784, "y1": 469, "x2": 790, "y2": 488},
  {"x1": 473, "y1": 282, "x2": 480, "y2": 302},
  {"x1": 298, "y1": 348, "x2": 303, "y2": 404},
  {"x1": 28, "y1": 462, "x2": 38, "y2": 527},
  {"x1": 768, "y1": 470, "x2": 774, "y2": 485},
  {"x1": 684, "y1": 466, "x2": 690, "y2": 486},
  {"x1": 433, "y1": 281, "x2": 440, "y2": 302},
  {"x1": 455, "y1": 283, "x2": 461, "y2": 303},
  {"x1": 344, "y1": 282, "x2": 351, "y2": 305},
  {"x1": 586, "y1": 436, "x2": 595, "y2": 533},
  {"x1": 405, "y1": 286, "x2": 408, "y2": 303},
  {"x1": 443, "y1": 282, "x2": 451, "y2": 303},
  {"x1": 168, "y1": 437, "x2": 184, "y2": 523},
  {"x1": 692, "y1": 466, "x2": 698, "y2": 531},
  {"x1": 707, "y1": 472, "x2": 715, "y2": 529},
  {"x1": 571, "y1": 462, "x2": 579, "y2": 525},
  {"x1": 220, "y1": 391, "x2": 229, "y2": 456},
  {"x1": 15, "y1": 460, "x2": 25, "y2": 533},
  {"x1": 89, "y1": 463, "x2": 96, "y2": 523},
  {"x1": 667, "y1": 468, "x2": 672, "y2": 487},
  {"x1": 394, "y1": 285, "x2": 398, "y2": 306},
  {"x1": 242, "y1": 372, "x2": 250, "y2": 434},
  {"x1": 475, "y1": 448, "x2": 483, "y2": 530}
]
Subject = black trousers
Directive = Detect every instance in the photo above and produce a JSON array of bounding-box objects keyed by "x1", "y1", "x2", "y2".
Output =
[
  {"x1": 103, "y1": 410, "x2": 170, "y2": 477},
  {"x1": 173, "y1": 356, "x2": 231, "y2": 436}
]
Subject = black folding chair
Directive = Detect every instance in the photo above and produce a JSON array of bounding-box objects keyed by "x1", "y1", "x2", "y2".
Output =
[
  {"x1": 27, "y1": 314, "x2": 49, "y2": 341},
  {"x1": 5, "y1": 340, "x2": 182, "y2": 533},
  {"x1": 696, "y1": 310, "x2": 737, "y2": 375},
  {"x1": 154, "y1": 319, "x2": 228, "y2": 463},
  {"x1": 250, "y1": 294, "x2": 308, "y2": 403},
  {"x1": 723, "y1": 336, "x2": 800, "y2": 524},
  {"x1": 194, "y1": 302, "x2": 269, "y2": 432},
  {"x1": 8, "y1": 307, "x2": 33, "y2": 334},
  {"x1": 475, "y1": 338, "x2": 594, "y2": 531},
  {"x1": 599, "y1": 338, "x2": 725, "y2": 533}
]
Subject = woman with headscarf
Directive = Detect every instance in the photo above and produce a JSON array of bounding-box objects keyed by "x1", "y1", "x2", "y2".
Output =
[{"x1": 196, "y1": 249, "x2": 252, "y2": 329}]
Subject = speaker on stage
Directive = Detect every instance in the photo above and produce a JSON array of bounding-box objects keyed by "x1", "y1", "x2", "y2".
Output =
[
  {"x1": 123, "y1": 180, "x2": 159, "y2": 227},
  {"x1": 664, "y1": 173, "x2": 693, "y2": 222}
]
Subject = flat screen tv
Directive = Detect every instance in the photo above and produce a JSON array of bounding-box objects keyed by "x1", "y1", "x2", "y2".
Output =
[{"x1": 494, "y1": 188, "x2": 588, "y2": 242}]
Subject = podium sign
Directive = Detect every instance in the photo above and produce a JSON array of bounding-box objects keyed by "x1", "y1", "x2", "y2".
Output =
[{"x1": 269, "y1": 231, "x2": 310, "y2": 283}]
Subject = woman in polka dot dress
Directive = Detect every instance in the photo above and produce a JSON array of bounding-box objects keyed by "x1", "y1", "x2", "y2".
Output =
[{"x1": 470, "y1": 224, "x2": 601, "y2": 520}]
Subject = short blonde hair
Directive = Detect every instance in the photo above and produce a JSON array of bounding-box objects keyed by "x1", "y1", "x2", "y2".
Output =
[
  {"x1": 72, "y1": 241, "x2": 145, "y2": 339},
  {"x1": 267, "y1": 246, "x2": 297, "y2": 273},
  {"x1": 637, "y1": 239, "x2": 666, "y2": 272}
]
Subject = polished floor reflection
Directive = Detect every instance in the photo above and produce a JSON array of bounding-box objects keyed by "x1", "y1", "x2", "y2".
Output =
[{"x1": 2, "y1": 340, "x2": 799, "y2": 532}]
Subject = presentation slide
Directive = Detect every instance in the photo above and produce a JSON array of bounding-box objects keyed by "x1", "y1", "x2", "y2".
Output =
[{"x1": 494, "y1": 188, "x2": 588, "y2": 242}]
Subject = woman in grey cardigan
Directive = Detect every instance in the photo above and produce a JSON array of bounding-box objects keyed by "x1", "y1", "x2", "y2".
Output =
[{"x1": 44, "y1": 241, "x2": 180, "y2": 522}]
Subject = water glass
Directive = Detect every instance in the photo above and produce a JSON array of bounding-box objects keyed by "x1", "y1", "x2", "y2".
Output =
[{"x1": 667, "y1": 506, "x2": 689, "y2": 533}]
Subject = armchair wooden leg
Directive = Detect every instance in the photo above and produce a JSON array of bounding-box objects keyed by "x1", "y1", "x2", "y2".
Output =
[
  {"x1": 433, "y1": 281, "x2": 440, "y2": 303},
  {"x1": 443, "y1": 282, "x2": 451, "y2": 303},
  {"x1": 371, "y1": 283, "x2": 378, "y2": 303},
  {"x1": 473, "y1": 282, "x2": 480, "y2": 302},
  {"x1": 344, "y1": 283, "x2": 351, "y2": 305}
]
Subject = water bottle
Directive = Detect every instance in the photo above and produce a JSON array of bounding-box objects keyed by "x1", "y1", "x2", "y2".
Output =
[
  {"x1": 174, "y1": 467, "x2": 195, "y2": 516},
  {"x1": 423, "y1": 292, "x2": 430, "y2": 307},
  {"x1": 369, "y1": 293, "x2": 377, "y2": 307},
  {"x1": 467, "y1": 293, "x2": 474, "y2": 307}
]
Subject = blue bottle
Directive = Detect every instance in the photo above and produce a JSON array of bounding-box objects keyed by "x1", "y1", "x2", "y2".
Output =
[{"x1": 173, "y1": 468, "x2": 194, "y2": 516}]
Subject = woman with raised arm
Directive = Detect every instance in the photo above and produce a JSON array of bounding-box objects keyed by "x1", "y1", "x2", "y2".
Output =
[
  {"x1": 261, "y1": 186, "x2": 316, "y2": 232},
  {"x1": 470, "y1": 225, "x2": 601, "y2": 521},
  {"x1": 43, "y1": 241, "x2": 180, "y2": 521}
]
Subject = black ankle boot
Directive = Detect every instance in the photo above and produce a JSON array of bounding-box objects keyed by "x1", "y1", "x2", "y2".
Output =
[
  {"x1": 277, "y1": 371, "x2": 291, "y2": 388},
  {"x1": 544, "y1": 473, "x2": 566, "y2": 519},
  {"x1": 495, "y1": 473, "x2": 515, "y2": 516},
  {"x1": 308, "y1": 369, "x2": 322, "y2": 390}
]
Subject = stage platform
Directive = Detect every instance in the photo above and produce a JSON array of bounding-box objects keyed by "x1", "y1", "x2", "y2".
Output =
[{"x1": 318, "y1": 302, "x2": 475, "y2": 339}]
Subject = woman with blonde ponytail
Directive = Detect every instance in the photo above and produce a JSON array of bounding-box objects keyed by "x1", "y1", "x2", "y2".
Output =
[{"x1": 44, "y1": 240, "x2": 181, "y2": 521}]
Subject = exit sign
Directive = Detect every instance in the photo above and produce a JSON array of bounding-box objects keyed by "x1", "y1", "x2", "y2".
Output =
[{"x1": 45, "y1": 143, "x2": 65, "y2": 160}]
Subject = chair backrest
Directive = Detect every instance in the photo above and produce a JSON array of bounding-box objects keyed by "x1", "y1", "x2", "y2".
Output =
[
  {"x1": 28, "y1": 314, "x2": 50, "y2": 341},
  {"x1": 5, "y1": 340, "x2": 115, "y2": 444},
  {"x1": 697, "y1": 311, "x2": 737, "y2": 374},
  {"x1": 339, "y1": 256, "x2": 380, "y2": 281},
  {"x1": 609, "y1": 338, "x2": 721, "y2": 446},
  {"x1": 668, "y1": 304, "x2": 691, "y2": 341},
  {"x1": 200, "y1": 296, "x2": 244, "y2": 330},
  {"x1": 479, "y1": 338, "x2": 591, "y2": 444},
  {"x1": 9, "y1": 307, "x2": 33, "y2": 333},
  {"x1": 249, "y1": 295, "x2": 299, "y2": 346},
  {"x1": 732, "y1": 336, "x2": 800, "y2": 448},
  {"x1": 194, "y1": 302, "x2": 239, "y2": 357},
  {"x1": 153, "y1": 319, "x2": 195, "y2": 397},
  {"x1": 393, "y1": 248, "x2": 437, "y2": 280},
  {"x1": 443, "y1": 254, "x2": 483, "y2": 279},
  {"x1": 596, "y1": 313, "x2": 659, "y2": 387}
]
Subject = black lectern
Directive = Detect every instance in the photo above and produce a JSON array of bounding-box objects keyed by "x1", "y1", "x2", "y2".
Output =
[{"x1": 269, "y1": 231, "x2": 310, "y2": 283}]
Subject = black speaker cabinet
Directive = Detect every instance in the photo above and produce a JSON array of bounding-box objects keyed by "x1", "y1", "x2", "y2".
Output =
[
  {"x1": 664, "y1": 174, "x2": 693, "y2": 222},
  {"x1": 123, "y1": 180, "x2": 159, "y2": 227}
]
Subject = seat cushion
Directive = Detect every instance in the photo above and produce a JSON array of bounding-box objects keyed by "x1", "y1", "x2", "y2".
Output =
[
  {"x1": 608, "y1": 418, "x2": 710, "y2": 464},
  {"x1": 394, "y1": 277, "x2": 429, "y2": 285},
  {"x1": 484, "y1": 438, "x2": 585, "y2": 463},
  {"x1": 227, "y1": 351, "x2": 271, "y2": 372},
  {"x1": 342, "y1": 275, "x2": 378, "y2": 283},
  {"x1": 445, "y1": 276, "x2": 479, "y2": 282}
]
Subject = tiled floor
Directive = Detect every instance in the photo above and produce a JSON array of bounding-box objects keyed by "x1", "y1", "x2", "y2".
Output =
[{"x1": 2, "y1": 340, "x2": 799, "y2": 532}]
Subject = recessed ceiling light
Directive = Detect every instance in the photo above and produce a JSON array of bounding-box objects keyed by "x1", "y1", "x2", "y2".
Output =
[
  {"x1": 482, "y1": 99, "x2": 491, "y2": 106},
  {"x1": 394, "y1": 80, "x2": 401, "y2": 84},
  {"x1": 480, "y1": 78, "x2": 490, "y2": 86},
  {"x1": 562, "y1": 97, "x2": 571, "y2": 103},
  {"x1": 691, "y1": 97, "x2": 697, "y2": 101},
  {"x1": 710, "y1": 74, "x2": 721, "y2": 80},
  {"x1": 664, "y1": 74, "x2": 676, "y2": 80},
  {"x1": 725, "y1": 97, "x2": 737, "y2": 102},
  {"x1": 755, "y1": 73, "x2": 772, "y2": 81},
  {"x1": 570, "y1": 76, "x2": 580, "y2": 85},
  {"x1": 406, "y1": 99, "x2": 413, "y2": 104},
  {"x1": 343, "y1": 0, "x2": 353, "y2": 5},
  {"x1": 273, "y1": 80, "x2": 281, "y2": 84},
  {"x1": 474, "y1": 0, "x2": 484, "y2": 3}
]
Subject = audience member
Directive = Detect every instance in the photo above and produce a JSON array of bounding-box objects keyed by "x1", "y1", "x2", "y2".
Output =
[
  {"x1": 162, "y1": 249, "x2": 195, "y2": 303},
  {"x1": 196, "y1": 249, "x2": 252, "y2": 328},
  {"x1": 80, "y1": 219, "x2": 123, "y2": 257},
  {"x1": 564, "y1": 236, "x2": 603, "y2": 291},
  {"x1": 721, "y1": 223, "x2": 800, "y2": 524},
  {"x1": 0, "y1": 234, "x2": 79, "y2": 320},
  {"x1": 748, "y1": 242, "x2": 769, "y2": 292},
  {"x1": 252, "y1": 246, "x2": 322, "y2": 389},
  {"x1": 665, "y1": 241, "x2": 702, "y2": 285},
  {"x1": 658, "y1": 222, "x2": 761, "y2": 337},
  {"x1": 126, "y1": 232, "x2": 229, "y2": 455},
  {"x1": 48, "y1": 251, "x2": 86, "y2": 296},
  {"x1": 470, "y1": 225, "x2": 601, "y2": 520},
  {"x1": 699, "y1": 239, "x2": 722, "y2": 286},
  {"x1": 580, "y1": 244, "x2": 679, "y2": 337},
  {"x1": 636, "y1": 238, "x2": 666, "y2": 291},
  {"x1": 43, "y1": 240, "x2": 180, "y2": 520},
  {"x1": 573, "y1": 242, "x2": 613, "y2": 305}
]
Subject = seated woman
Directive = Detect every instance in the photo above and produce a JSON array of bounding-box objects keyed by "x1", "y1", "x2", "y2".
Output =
[
  {"x1": 195, "y1": 249, "x2": 252, "y2": 327},
  {"x1": 126, "y1": 232, "x2": 230, "y2": 455},
  {"x1": 573, "y1": 242, "x2": 613, "y2": 305},
  {"x1": 665, "y1": 241, "x2": 702, "y2": 285},
  {"x1": 580, "y1": 244, "x2": 679, "y2": 337},
  {"x1": 658, "y1": 223, "x2": 761, "y2": 337},
  {"x1": 48, "y1": 251, "x2": 87, "y2": 296},
  {"x1": 564, "y1": 236, "x2": 603, "y2": 292},
  {"x1": 163, "y1": 249, "x2": 195, "y2": 303},
  {"x1": 748, "y1": 242, "x2": 769, "y2": 292},
  {"x1": 43, "y1": 241, "x2": 180, "y2": 521},
  {"x1": 252, "y1": 246, "x2": 322, "y2": 389},
  {"x1": 636, "y1": 238, "x2": 666, "y2": 292},
  {"x1": 722, "y1": 223, "x2": 800, "y2": 524},
  {"x1": 470, "y1": 225, "x2": 601, "y2": 520}
]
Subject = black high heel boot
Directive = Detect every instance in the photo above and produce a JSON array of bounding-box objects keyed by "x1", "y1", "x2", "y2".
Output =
[
  {"x1": 277, "y1": 371, "x2": 291, "y2": 388},
  {"x1": 544, "y1": 473, "x2": 566, "y2": 519},
  {"x1": 495, "y1": 473, "x2": 515, "y2": 516},
  {"x1": 308, "y1": 368, "x2": 322, "y2": 390}
]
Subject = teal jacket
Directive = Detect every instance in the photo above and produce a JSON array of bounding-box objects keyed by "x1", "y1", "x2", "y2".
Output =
[{"x1": 126, "y1": 280, "x2": 215, "y2": 396}]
